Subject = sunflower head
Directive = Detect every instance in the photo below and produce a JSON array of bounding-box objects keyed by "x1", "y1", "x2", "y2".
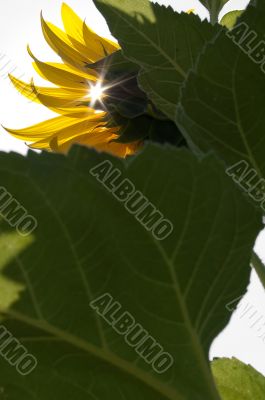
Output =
[{"x1": 5, "y1": 3, "x2": 185, "y2": 157}]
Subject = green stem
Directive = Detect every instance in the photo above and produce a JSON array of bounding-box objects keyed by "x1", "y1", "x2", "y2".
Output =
[
  {"x1": 209, "y1": 1, "x2": 220, "y2": 25},
  {"x1": 251, "y1": 252, "x2": 265, "y2": 289}
]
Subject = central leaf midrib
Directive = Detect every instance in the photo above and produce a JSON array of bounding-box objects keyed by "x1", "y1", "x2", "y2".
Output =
[
  {"x1": 2, "y1": 309, "x2": 184, "y2": 400},
  {"x1": 152, "y1": 239, "x2": 220, "y2": 400},
  {"x1": 232, "y1": 54, "x2": 263, "y2": 181}
]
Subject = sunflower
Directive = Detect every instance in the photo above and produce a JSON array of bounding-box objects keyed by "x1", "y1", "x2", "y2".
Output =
[
  {"x1": 5, "y1": 4, "x2": 146, "y2": 157},
  {"x1": 5, "y1": 3, "x2": 186, "y2": 157}
]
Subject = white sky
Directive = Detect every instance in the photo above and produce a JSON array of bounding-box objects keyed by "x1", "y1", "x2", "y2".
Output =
[{"x1": 1, "y1": 0, "x2": 265, "y2": 375}]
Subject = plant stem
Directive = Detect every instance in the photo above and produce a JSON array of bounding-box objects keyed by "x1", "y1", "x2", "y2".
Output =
[
  {"x1": 210, "y1": 1, "x2": 220, "y2": 25},
  {"x1": 251, "y1": 251, "x2": 265, "y2": 289}
]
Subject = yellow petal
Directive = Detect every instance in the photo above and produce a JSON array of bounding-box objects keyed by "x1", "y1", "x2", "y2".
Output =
[
  {"x1": 50, "y1": 107, "x2": 101, "y2": 118},
  {"x1": 10, "y1": 76, "x2": 87, "y2": 99},
  {"x1": 83, "y1": 22, "x2": 119, "y2": 59},
  {"x1": 5, "y1": 113, "x2": 140, "y2": 157},
  {"x1": 35, "y1": 124, "x2": 140, "y2": 157},
  {"x1": 4, "y1": 115, "x2": 95, "y2": 140},
  {"x1": 9, "y1": 75, "x2": 97, "y2": 117},
  {"x1": 62, "y1": 3, "x2": 87, "y2": 46},
  {"x1": 10, "y1": 73, "x2": 104, "y2": 118},
  {"x1": 27, "y1": 84, "x2": 103, "y2": 117},
  {"x1": 61, "y1": 3, "x2": 119, "y2": 61},
  {"x1": 61, "y1": 4, "x2": 102, "y2": 62},
  {"x1": 9, "y1": 75, "x2": 41, "y2": 104},
  {"x1": 28, "y1": 47, "x2": 96, "y2": 89},
  {"x1": 41, "y1": 14, "x2": 91, "y2": 69},
  {"x1": 77, "y1": 128, "x2": 141, "y2": 157},
  {"x1": 27, "y1": 118, "x2": 110, "y2": 149}
]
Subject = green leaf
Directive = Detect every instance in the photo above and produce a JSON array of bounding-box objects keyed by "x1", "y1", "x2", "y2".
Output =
[
  {"x1": 0, "y1": 145, "x2": 261, "y2": 399},
  {"x1": 88, "y1": 49, "x2": 140, "y2": 77},
  {"x1": 178, "y1": 1, "x2": 265, "y2": 181},
  {"x1": 212, "y1": 358, "x2": 265, "y2": 399},
  {"x1": 0, "y1": 221, "x2": 32, "y2": 311},
  {"x1": 93, "y1": 0, "x2": 218, "y2": 119},
  {"x1": 220, "y1": 10, "x2": 244, "y2": 29}
]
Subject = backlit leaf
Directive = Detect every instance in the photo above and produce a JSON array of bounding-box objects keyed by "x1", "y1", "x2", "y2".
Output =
[{"x1": 0, "y1": 144, "x2": 261, "y2": 399}]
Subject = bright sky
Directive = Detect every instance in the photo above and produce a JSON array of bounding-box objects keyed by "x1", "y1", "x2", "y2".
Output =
[{"x1": 1, "y1": 0, "x2": 265, "y2": 375}]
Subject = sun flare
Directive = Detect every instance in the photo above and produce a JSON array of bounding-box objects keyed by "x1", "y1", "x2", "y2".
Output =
[{"x1": 89, "y1": 82, "x2": 105, "y2": 107}]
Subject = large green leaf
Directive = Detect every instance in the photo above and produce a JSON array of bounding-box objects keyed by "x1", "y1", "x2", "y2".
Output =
[
  {"x1": 0, "y1": 145, "x2": 261, "y2": 399},
  {"x1": 178, "y1": 2, "x2": 265, "y2": 181},
  {"x1": 93, "y1": 0, "x2": 218, "y2": 119},
  {"x1": 212, "y1": 358, "x2": 265, "y2": 399}
]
